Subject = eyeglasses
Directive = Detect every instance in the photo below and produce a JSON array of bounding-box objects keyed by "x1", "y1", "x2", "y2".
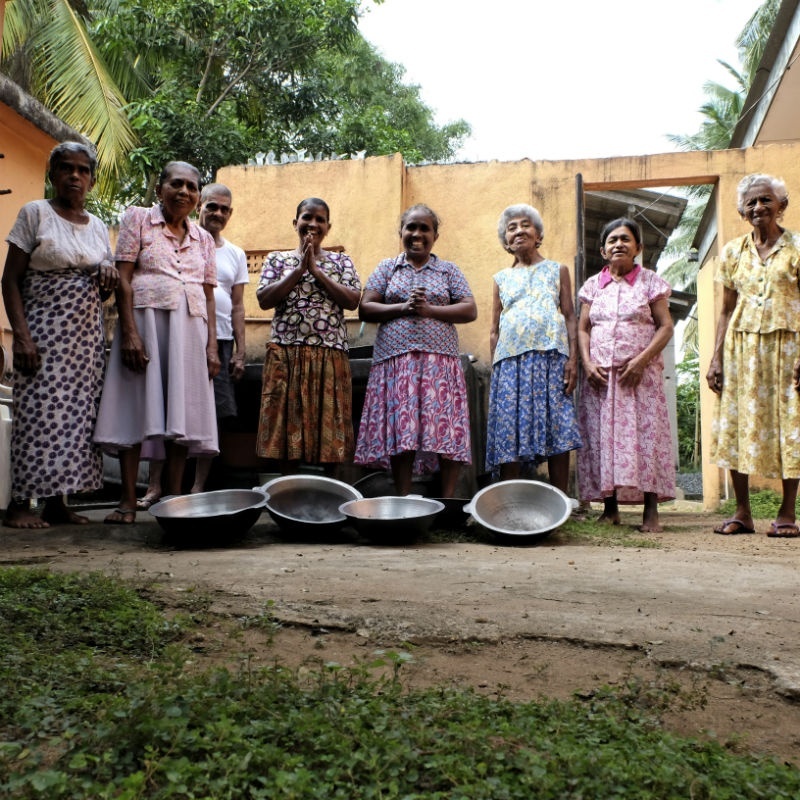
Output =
[{"x1": 203, "y1": 202, "x2": 231, "y2": 214}]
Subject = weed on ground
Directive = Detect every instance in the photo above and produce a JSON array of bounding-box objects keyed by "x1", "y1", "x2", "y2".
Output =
[{"x1": 1, "y1": 567, "x2": 799, "y2": 798}]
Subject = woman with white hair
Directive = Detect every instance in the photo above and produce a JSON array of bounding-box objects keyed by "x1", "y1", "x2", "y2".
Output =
[
  {"x1": 708, "y1": 173, "x2": 800, "y2": 537},
  {"x1": 485, "y1": 203, "x2": 581, "y2": 490}
]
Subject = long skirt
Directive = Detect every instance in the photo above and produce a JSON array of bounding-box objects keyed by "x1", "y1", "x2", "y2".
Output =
[
  {"x1": 485, "y1": 349, "x2": 582, "y2": 473},
  {"x1": 257, "y1": 343, "x2": 354, "y2": 464},
  {"x1": 11, "y1": 269, "x2": 105, "y2": 500},
  {"x1": 712, "y1": 329, "x2": 800, "y2": 478},
  {"x1": 577, "y1": 363, "x2": 675, "y2": 504},
  {"x1": 94, "y1": 297, "x2": 218, "y2": 459},
  {"x1": 354, "y1": 352, "x2": 472, "y2": 474}
]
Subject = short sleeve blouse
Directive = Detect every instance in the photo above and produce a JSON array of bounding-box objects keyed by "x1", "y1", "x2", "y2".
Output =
[
  {"x1": 579, "y1": 267, "x2": 671, "y2": 368},
  {"x1": 493, "y1": 259, "x2": 568, "y2": 364},
  {"x1": 716, "y1": 230, "x2": 800, "y2": 334},
  {"x1": 367, "y1": 253, "x2": 473, "y2": 363},
  {"x1": 258, "y1": 249, "x2": 361, "y2": 351},
  {"x1": 115, "y1": 205, "x2": 216, "y2": 319},
  {"x1": 6, "y1": 200, "x2": 111, "y2": 273}
]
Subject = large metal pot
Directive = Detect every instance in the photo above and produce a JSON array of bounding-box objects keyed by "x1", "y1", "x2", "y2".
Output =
[
  {"x1": 464, "y1": 480, "x2": 576, "y2": 544},
  {"x1": 148, "y1": 488, "x2": 269, "y2": 543},
  {"x1": 339, "y1": 496, "x2": 445, "y2": 544},
  {"x1": 261, "y1": 475, "x2": 363, "y2": 534}
]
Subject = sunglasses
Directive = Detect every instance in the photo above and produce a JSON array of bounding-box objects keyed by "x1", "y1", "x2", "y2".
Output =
[{"x1": 203, "y1": 202, "x2": 231, "y2": 214}]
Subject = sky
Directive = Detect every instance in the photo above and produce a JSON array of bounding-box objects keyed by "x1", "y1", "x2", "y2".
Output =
[{"x1": 359, "y1": 0, "x2": 763, "y2": 163}]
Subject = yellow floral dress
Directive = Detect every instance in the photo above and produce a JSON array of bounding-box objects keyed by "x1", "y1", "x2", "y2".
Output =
[{"x1": 712, "y1": 230, "x2": 800, "y2": 478}]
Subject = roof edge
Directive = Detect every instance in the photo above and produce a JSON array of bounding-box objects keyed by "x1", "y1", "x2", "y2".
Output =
[{"x1": 0, "y1": 72, "x2": 89, "y2": 146}]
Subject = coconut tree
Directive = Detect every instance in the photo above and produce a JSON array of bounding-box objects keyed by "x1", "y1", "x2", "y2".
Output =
[{"x1": 1, "y1": 0, "x2": 137, "y2": 185}]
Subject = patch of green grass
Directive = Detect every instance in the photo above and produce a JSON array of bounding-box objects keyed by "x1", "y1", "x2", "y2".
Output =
[
  {"x1": 718, "y1": 489, "x2": 795, "y2": 520},
  {"x1": 556, "y1": 517, "x2": 661, "y2": 548},
  {"x1": 2, "y1": 567, "x2": 799, "y2": 798}
]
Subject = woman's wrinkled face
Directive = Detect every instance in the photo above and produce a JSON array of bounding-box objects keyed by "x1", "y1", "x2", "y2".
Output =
[
  {"x1": 50, "y1": 151, "x2": 95, "y2": 205},
  {"x1": 401, "y1": 209, "x2": 438, "y2": 263},
  {"x1": 600, "y1": 225, "x2": 642, "y2": 269},
  {"x1": 504, "y1": 215, "x2": 538, "y2": 252},
  {"x1": 293, "y1": 202, "x2": 330, "y2": 243},
  {"x1": 740, "y1": 183, "x2": 785, "y2": 230},
  {"x1": 157, "y1": 165, "x2": 201, "y2": 219}
]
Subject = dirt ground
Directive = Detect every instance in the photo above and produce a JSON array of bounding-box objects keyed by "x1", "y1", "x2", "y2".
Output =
[{"x1": 2, "y1": 501, "x2": 800, "y2": 767}]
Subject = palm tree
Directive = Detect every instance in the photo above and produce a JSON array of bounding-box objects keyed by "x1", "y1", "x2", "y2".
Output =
[
  {"x1": 1, "y1": 0, "x2": 137, "y2": 185},
  {"x1": 662, "y1": 0, "x2": 781, "y2": 354}
]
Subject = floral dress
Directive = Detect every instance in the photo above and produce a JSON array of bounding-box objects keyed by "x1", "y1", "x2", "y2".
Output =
[
  {"x1": 485, "y1": 260, "x2": 582, "y2": 473},
  {"x1": 711, "y1": 230, "x2": 800, "y2": 478},
  {"x1": 577, "y1": 267, "x2": 675, "y2": 503}
]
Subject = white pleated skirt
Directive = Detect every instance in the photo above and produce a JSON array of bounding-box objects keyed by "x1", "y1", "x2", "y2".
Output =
[{"x1": 94, "y1": 296, "x2": 218, "y2": 459}]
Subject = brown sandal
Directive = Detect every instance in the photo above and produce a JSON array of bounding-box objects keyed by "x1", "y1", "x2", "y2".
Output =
[{"x1": 104, "y1": 508, "x2": 136, "y2": 525}]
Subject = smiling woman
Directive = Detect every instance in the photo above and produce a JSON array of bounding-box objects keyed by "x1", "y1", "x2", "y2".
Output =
[
  {"x1": 485, "y1": 204, "x2": 582, "y2": 492},
  {"x1": 93, "y1": 161, "x2": 220, "y2": 526},
  {"x1": 577, "y1": 217, "x2": 675, "y2": 533},
  {"x1": 707, "y1": 174, "x2": 800, "y2": 538},
  {"x1": 255, "y1": 197, "x2": 362, "y2": 474},
  {"x1": 354, "y1": 204, "x2": 477, "y2": 497}
]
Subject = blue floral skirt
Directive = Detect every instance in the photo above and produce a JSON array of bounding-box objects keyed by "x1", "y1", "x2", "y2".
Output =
[{"x1": 485, "y1": 350, "x2": 582, "y2": 472}]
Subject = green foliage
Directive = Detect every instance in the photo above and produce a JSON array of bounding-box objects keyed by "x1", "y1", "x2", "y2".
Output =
[
  {"x1": 718, "y1": 489, "x2": 797, "y2": 519},
  {"x1": 2, "y1": 567, "x2": 799, "y2": 797},
  {"x1": 676, "y1": 355, "x2": 701, "y2": 469},
  {"x1": 3, "y1": 0, "x2": 469, "y2": 208}
]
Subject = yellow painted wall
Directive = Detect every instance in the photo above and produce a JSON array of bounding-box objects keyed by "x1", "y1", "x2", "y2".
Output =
[
  {"x1": 0, "y1": 105, "x2": 58, "y2": 351},
  {"x1": 219, "y1": 142, "x2": 800, "y2": 509}
]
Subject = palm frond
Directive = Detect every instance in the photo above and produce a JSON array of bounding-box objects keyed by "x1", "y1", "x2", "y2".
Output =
[{"x1": 31, "y1": 0, "x2": 136, "y2": 179}]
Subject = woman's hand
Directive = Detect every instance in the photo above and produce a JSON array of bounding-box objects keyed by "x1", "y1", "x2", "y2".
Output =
[
  {"x1": 301, "y1": 233, "x2": 315, "y2": 273},
  {"x1": 408, "y1": 286, "x2": 428, "y2": 316},
  {"x1": 563, "y1": 357, "x2": 578, "y2": 396},
  {"x1": 229, "y1": 353, "x2": 245, "y2": 381},
  {"x1": 207, "y1": 347, "x2": 221, "y2": 380},
  {"x1": 618, "y1": 355, "x2": 647, "y2": 388},
  {"x1": 120, "y1": 330, "x2": 149, "y2": 373},
  {"x1": 96, "y1": 261, "x2": 119, "y2": 295},
  {"x1": 12, "y1": 334, "x2": 41, "y2": 375},
  {"x1": 584, "y1": 361, "x2": 609, "y2": 390},
  {"x1": 706, "y1": 359, "x2": 724, "y2": 394}
]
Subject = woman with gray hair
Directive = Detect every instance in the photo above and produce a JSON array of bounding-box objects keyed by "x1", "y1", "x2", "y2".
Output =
[
  {"x1": 2, "y1": 141, "x2": 117, "y2": 528},
  {"x1": 485, "y1": 204, "x2": 581, "y2": 490},
  {"x1": 707, "y1": 173, "x2": 800, "y2": 537}
]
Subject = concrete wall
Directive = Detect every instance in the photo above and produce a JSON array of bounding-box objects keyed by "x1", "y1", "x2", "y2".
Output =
[
  {"x1": 0, "y1": 106, "x2": 58, "y2": 350},
  {"x1": 219, "y1": 142, "x2": 800, "y2": 509}
]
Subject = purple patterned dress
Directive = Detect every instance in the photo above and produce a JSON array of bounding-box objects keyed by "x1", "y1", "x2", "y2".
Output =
[{"x1": 354, "y1": 254, "x2": 473, "y2": 473}]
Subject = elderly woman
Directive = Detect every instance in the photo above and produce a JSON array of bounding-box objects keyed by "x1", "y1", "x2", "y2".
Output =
[
  {"x1": 486, "y1": 204, "x2": 581, "y2": 490},
  {"x1": 94, "y1": 161, "x2": 219, "y2": 524},
  {"x1": 256, "y1": 197, "x2": 361, "y2": 472},
  {"x1": 2, "y1": 142, "x2": 117, "y2": 528},
  {"x1": 355, "y1": 204, "x2": 477, "y2": 496},
  {"x1": 708, "y1": 174, "x2": 800, "y2": 537},
  {"x1": 577, "y1": 217, "x2": 675, "y2": 532}
]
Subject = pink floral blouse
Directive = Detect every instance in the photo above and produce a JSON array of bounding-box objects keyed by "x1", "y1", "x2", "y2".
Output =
[{"x1": 115, "y1": 205, "x2": 216, "y2": 319}]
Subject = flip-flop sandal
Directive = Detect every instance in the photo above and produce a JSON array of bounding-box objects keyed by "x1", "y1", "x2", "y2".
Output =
[
  {"x1": 713, "y1": 518, "x2": 755, "y2": 535},
  {"x1": 104, "y1": 508, "x2": 136, "y2": 525},
  {"x1": 766, "y1": 521, "x2": 800, "y2": 538}
]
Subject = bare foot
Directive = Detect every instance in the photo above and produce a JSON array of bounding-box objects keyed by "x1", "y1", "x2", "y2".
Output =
[
  {"x1": 42, "y1": 500, "x2": 89, "y2": 525},
  {"x1": 4, "y1": 501, "x2": 50, "y2": 529},
  {"x1": 136, "y1": 491, "x2": 161, "y2": 510},
  {"x1": 638, "y1": 522, "x2": 664, "y2": 533}
]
